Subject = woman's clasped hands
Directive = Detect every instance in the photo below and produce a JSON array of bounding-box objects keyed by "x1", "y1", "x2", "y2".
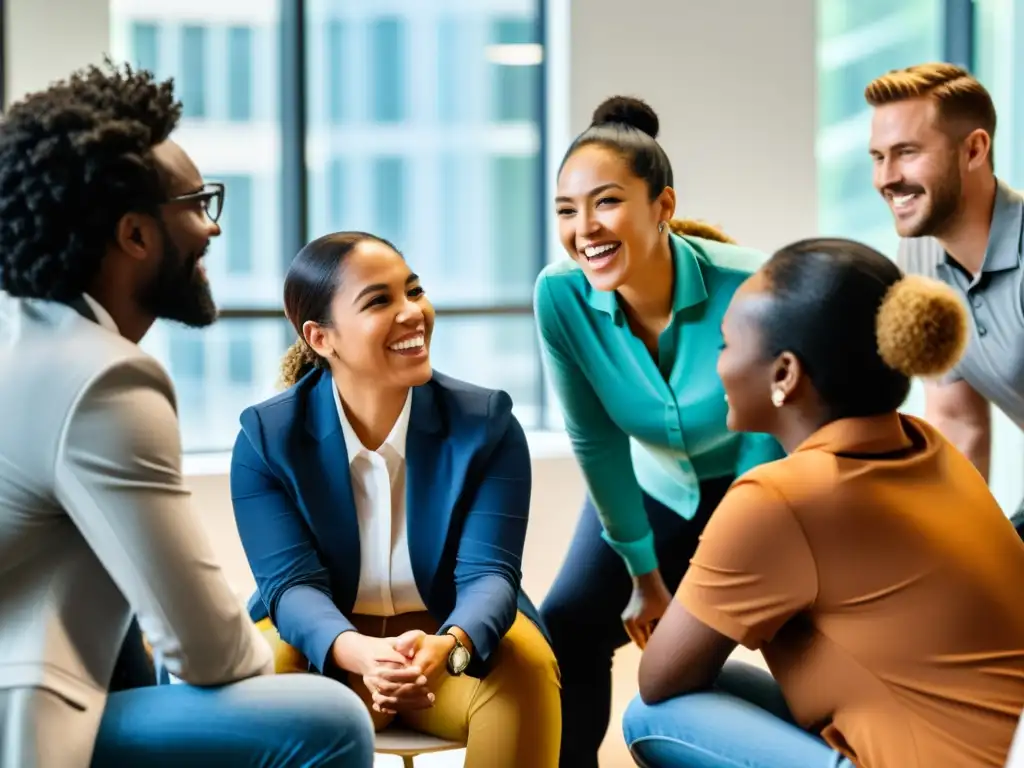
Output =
[{"x1": 332, "y1": 629, "x2": 455, "y2": 714}]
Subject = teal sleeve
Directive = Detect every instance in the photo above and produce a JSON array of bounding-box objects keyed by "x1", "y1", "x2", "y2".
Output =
[
  {"x1": 535, "y1": 277, "x2": 658, "y2": 577},
  {"x1": 735, "y1": 432, "x2": 786, "y2": 478}
]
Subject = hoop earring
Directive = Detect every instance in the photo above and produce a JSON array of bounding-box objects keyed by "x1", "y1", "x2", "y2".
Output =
[{"x1": 771, "y1": 388, "x2": 786, "y2": 408}]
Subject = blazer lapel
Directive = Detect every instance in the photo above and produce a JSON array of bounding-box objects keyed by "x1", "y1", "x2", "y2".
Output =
[
  {"x1": 304, "y1": 371, "x2": 361, "y2": 612},
  {"x1": 405, "y1": 383, "x2": 453, "y2": 602}
]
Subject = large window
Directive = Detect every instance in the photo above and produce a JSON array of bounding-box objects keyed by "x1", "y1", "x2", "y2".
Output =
[
  {"x1": 111, "y1": 0, "x2": 546, "y2": 453},
  {"x1": 323, "y1": 18, "x2": 347, "y2": 125},
  {"x1": 226, "y1": 26, "x2": 254, "y2": 122},
  {"x1": 371, "y1": 156, "x2": 407, "y2": 248},
  {"x1": 130, "y1": 23, "x2": 159, "y2": 74},
  {"x1": 180, "y1": 25, "x2": 208, "y2": 119},
  {"x1": 368, "y1": 17, "x2": 406, "y2": 124},
  {"x1": 814, "y1": 0, "x2": 1004, "y2": 256},
  {"x1": 219, "y1": 174, "x2": 254, "y2": 274},
  {"x1": 975, "y1": 0, "x2": 1024, "y2": 190},
  {"x1": 816, "y1": 0, "x2": 944, "y2": 255}
]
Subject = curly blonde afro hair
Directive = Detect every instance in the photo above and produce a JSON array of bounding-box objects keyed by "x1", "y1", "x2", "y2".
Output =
[{"x1": 876, "y1": 275, "x2": 968, "y2": 378}]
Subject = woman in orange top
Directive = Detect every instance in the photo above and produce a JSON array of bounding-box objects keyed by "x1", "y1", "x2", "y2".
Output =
[{"x1": 624, "y1": 237, "x2": 1024, "y2": 768}]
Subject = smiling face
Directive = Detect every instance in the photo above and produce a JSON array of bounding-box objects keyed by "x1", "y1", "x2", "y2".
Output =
[
  {"x1": 136, "y1": 139, "x2": 222, "y2": 327},
  {"x1": 304, "y1": 239, "x2": 435, "y2": 389},
  {"x1": 717, "y1": 272, "x2": 781, "y2": 434},
  {"x1": 554, "y1": 143, "x2": 673, "y2": 292},
  {"x1": 869, "y1": 97, "x2": 965, "y2": 238}
]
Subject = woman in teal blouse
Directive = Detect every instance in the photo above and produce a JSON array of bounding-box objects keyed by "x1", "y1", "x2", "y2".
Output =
[{"x1": 536, "y1": 96, "x2": 784, "y2": 767}]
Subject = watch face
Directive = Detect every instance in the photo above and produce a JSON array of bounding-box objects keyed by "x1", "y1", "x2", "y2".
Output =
[{"x1": 449, "y1": 644, "x2": 471, "y2": 673}]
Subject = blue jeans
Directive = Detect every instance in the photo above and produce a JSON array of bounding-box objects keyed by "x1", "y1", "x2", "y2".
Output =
[
  {"x1": 90, "y1": 673, "x2": 375, "y2": 767},
  {"x1": 623, "y1": 661, "x2": 854, "y2": 768}
]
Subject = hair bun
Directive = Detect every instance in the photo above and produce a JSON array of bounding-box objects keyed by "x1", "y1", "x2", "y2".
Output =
[
  {"x1": 876, "y1": 275, "x2": 968, "y2": 378},
  {"x1": 591, "y1": 96, "x2": 660, "y2": 139}
]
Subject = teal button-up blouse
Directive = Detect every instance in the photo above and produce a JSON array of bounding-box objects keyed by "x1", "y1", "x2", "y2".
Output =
[{"x1": 534, "y1": 233, "x2": 785, "y2": 577}]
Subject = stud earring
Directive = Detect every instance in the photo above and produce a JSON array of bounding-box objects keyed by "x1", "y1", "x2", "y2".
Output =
[
  {"x1": 658, "y1": 221, "x2": 666, "y2": 233},
  {"x1": 771, "y1": 388, "x2": 786, "y2": 408}
]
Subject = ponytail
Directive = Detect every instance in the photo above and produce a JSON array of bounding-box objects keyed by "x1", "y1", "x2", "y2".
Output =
[
  {"x1": 279, "y1": 339, "x2": 325, "y2": 389},
  {"x1": 668, "y1": 218, "x2": 736, "y2": 244}
]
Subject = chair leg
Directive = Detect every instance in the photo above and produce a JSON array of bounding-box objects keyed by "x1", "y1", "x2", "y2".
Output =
[{"x1": 402, "y1": 757, "x2": 414, "y2": 768}]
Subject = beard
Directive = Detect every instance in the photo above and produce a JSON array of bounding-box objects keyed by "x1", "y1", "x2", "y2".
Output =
[
  {"x1": 896, "y1": 168, "x2": 963, "y2": 239},
  {"x1": 138, "y1": 220, "x2": 218, "y2": 328}
]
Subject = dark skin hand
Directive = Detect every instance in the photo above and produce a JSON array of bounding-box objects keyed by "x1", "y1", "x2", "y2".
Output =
[{"x1": 637, "y1": 597, "x2": 737, "y2": 705}]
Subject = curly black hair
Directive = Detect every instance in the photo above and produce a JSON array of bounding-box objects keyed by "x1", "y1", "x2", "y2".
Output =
[{"x1": 0, "y1": 59, "x2": 182, "y2": 300}]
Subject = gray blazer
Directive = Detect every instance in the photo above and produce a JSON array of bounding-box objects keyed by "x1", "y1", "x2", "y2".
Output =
[{"x1": 0, "y1": 291, "x2": 272, "y2": 768}]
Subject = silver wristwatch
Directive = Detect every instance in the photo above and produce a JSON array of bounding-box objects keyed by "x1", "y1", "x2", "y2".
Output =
[{"x1": 445, "y1": 631, "x2": 471, "y2": 676}]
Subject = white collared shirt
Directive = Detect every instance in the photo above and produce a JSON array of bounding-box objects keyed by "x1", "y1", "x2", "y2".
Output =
[
  {"x1": 81, "y1": 293, "x2": 119, "y2": 334},
  {"x1": 332, "y1": 384, "x2": 427, "y2": 617}
]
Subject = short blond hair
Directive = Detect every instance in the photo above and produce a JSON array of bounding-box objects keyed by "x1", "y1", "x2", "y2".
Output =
[{"x1": 865, "y1": 63, "x2": 996, "y2": 146}]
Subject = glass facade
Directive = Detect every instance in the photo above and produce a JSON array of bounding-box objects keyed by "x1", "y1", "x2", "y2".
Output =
[
  {"x1": 109, "y1": 0, "x2": 1013, "y2": 453},
  {"x1": 110, "y1": 0, "x2": 544, "y2": 452},
  {"x1": 815, "y1": 0, "x2": 943, "y2": 256},
  {"x1": 975, "y1": 0, "x2": 1024, "y2": 190}
]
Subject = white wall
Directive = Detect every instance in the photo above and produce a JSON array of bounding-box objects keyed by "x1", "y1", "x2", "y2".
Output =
[
  {"x1": 4, "y1": 0, "x2": 110, "y2": 105},
  {"x1": 564, "y1": 0, "x2": 818, "y2": 254}
]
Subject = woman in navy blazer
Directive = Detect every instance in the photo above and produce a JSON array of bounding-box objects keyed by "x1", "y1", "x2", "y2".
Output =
[{"x1": 231, "y1": 231, "x2": 560, "y2": 767}]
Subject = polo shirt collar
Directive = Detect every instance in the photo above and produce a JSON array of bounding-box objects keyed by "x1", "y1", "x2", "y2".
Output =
[{"x1": 584, "y1": 233, "x2": 709, "y2": 323}]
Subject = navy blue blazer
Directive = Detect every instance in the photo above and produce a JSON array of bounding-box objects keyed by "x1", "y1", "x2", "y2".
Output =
[{"x1": 231, "y1": 369, "x2": 545, "y2": 678}]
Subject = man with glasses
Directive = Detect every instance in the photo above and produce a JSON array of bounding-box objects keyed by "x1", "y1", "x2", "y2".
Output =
[{"x1": 0, "y1": 62, "x2": 373, "y2": 768}]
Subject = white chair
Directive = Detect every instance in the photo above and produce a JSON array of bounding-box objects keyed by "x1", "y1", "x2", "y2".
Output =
[{"x1": 374, "y1": 728, "x2": 465, "y2": 768}]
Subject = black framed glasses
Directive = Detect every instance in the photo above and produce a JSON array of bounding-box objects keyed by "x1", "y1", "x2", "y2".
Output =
[{"x1": 166, "y1": 182, "x2": 225, "y2": 223}]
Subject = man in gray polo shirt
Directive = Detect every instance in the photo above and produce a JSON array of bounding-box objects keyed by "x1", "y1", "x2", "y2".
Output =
[{"x1": 865, "y1": 62, "x2": 1024, "y2": 535}]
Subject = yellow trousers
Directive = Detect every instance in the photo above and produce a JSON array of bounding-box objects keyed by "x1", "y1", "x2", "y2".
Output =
[{"x1": 256, "y1": 611, "x2": 561, "y2": 768}]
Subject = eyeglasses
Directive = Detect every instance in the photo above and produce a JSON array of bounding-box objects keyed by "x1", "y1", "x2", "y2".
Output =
[{"x1": 166, "y1": 182, "x2": 225, "y2": 223}]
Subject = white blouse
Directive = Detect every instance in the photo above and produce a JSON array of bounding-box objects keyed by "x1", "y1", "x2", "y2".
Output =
[{"x1": 333, "y1": 384, "x2": 428, "y2": 617}]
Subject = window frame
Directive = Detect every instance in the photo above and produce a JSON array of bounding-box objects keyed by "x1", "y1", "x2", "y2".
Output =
[
  {"x1": 943, "y1": 0, "x2": 974, "y2": 70},
  {"x1": 0, "y1": 0, "x2": 983, "y2": 450},
  {"x1": 210, "y1": 0, "x2": 552, "y2": 433}
]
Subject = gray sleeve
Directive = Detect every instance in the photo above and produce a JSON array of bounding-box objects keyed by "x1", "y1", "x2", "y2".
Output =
[
  {"x1": 54, "y1": 359, "x2": 273, "y2": 685},
  {"x1": 897, "y1": 238, "x2": 963, "y2": 384},
  {"x1": 896, "y1": 236, "x2": 943, "y2": 278}
]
